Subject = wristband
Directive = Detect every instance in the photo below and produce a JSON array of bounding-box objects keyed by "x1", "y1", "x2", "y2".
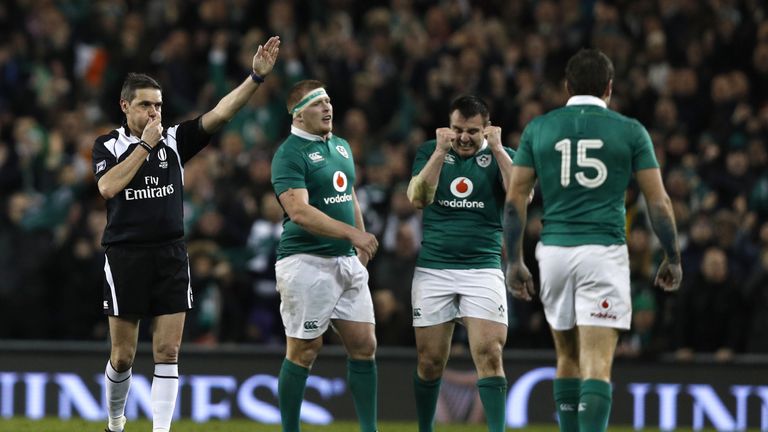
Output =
[
  {"x1": 138, "y1": 140, "x2": 153, "y2": 153},
  {"x1": 250, "y1": 71, "x2": 265, "y2": 83}
]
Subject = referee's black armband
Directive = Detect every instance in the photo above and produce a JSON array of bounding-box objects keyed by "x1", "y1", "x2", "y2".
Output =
[
  {"x1": 250, "y1": 71, "x2": 265, "y2": 83},
  {"x1": 137, "y1": 140, "x2": 153, "y2": 153}
]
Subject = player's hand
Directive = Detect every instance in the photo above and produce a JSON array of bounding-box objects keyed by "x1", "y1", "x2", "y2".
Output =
[
  {"x1": 355, "y1": 247, "x2": 370, "y2": 267},
  {"x1": 654, "y1": 258, "x2": 682, "y2": 291},
  {"x1": 252, "y1": 36, "x2": 281, "y2": 78},
  {"x1": 484, "y1": 125, "x2": 503, "y2": 151},
  {"x1": 141, "y1": 114, "x2": 163, "y2": 147},
  {"x1": 350, "y1": 231, "x2": 378, "y2": 262},
  {"x1": 506, "y1": 260, "x2": 536, "y2": 301},
  {"x1": 435, "y1": 127, "x2": 455, "y2": 153}
]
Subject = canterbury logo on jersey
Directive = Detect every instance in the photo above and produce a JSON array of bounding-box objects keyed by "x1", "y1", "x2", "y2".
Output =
[
  {"x1": 436, "y1": 177, "x2": 485, "y2": 208},
  {"x1": 303, "y1": 320, "x2": 319, "y2": 330}
]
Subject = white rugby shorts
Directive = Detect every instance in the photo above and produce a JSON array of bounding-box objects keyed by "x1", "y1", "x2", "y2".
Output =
[
  {"x1": 275, "y1": 254, "x2": 375, "y2": 339},
  {"x1": 411, "y1": 267, "x2": 508, "y2": 327},
  {"x1": 536, "y1": 243, "x2": 631, "y2": 330}
]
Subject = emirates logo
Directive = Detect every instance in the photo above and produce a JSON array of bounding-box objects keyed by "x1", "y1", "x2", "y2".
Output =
[
  {"x1": 333, "y1": 171, "x2": 348, "y2": 192},
  {"x1": 449, "y1": 177, "x2": 473, "y2": 198}
]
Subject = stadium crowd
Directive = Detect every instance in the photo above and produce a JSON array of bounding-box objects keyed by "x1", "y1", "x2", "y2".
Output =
[{"x1": 0, "y1": 0, "x2": 767, "y2": 361}]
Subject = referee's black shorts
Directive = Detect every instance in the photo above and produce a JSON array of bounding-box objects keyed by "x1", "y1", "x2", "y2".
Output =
[{"x1": 102, "y1": 241, "x2": 193, "y2": 317}]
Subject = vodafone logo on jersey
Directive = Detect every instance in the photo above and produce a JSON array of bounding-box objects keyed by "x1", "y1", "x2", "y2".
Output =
[
  {"x1": 324, "y1": 171, "x2": 352, "y2": 205},
  {"x1": 333, "y1": 171, "x2": 348, "y2": 192},
  {"x1": 449, "y1": 177, "x2": 473, "y2": 198}
]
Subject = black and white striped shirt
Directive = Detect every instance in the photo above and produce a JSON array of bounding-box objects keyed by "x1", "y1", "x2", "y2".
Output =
[{"x1": 92, "y1": 117, "x2": 211, "y2": 246}]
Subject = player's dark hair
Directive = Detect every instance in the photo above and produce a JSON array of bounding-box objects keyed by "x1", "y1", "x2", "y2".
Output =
[
  {"x1": 565, "y1": 48, "x2": 614, "y2": 97},
  {"x1": 449, "y1": 95, "x2": 490, "y2": 124},
  {"x1": 120, "y1": 73, "x2": 162, "y2": 102},
  {"x1": 287, "y1": 80, "x2": 326, "y2": 113}
]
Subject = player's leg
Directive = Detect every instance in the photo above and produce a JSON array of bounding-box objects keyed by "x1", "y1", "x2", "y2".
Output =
[
  {"x1": 332, "y1": 256, "x2": 379, "y2": 432},
  {"x1": 456, "y1": 268, "x2": 508, "y2": 432},
  {"x1": 280, "y1": 336, "x2": 323, "y2": 432},
  {"x1": 414, "y1": 322, "x2": 454, "y2": 432},
  {"x1": 464, "y1": 317, "x2": 507, "y2": 432},
  {"x1": 537, "y1": 244, "x2": 580, "y2": 432},
  {"x1": 149, "y1": 312, "x2": 185, "y2": 432},
  {"x1": 572, "y1": 244, "x2": 631, "y2": 432},
  {"x1": 411, "y1": 267, "x2": 461, "y2": 432},
  {"x1": 105, "y1": 316, "x2": 139, "y2": 432},
  {"x1": 334, "y1": 320, "x2": 377, "y2": 432},
  {"x1": 550, "y1": 328, "x2": 580, "y2": 432},
  {"x1": 577, "y1": 326, "x2": 619, "y2": 432},
  {"x1": 103, "y1": 244, "x2": 150, "y2": 432},
  {"x1": 149, "y1": 241, "x2": 195, "y2": 432},
  {"x1": 275, "y1": 254, "x2": 340, "y2": 432}
]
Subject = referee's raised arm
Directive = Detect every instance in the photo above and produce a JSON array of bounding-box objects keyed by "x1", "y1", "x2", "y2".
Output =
[{"x1": 201, "y1": 35, "x2": 281, "y2": 134}]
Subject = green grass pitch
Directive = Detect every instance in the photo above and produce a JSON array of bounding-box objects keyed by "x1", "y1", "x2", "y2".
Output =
[{"x1": 0, "y1": 419, "x2": 752, "y2": 431}]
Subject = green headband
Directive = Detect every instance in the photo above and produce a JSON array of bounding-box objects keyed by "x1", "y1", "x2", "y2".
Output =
[{"x1": 291, "y1": 88, "x2": 328, "y2": 117}]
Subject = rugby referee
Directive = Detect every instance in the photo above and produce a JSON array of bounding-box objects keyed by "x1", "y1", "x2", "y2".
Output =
[{"x1": 92, "y1": 37, "x2": 280, "y2": 432}]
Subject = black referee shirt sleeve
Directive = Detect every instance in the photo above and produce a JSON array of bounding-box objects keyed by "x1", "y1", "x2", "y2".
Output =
[
  {"x1": 171, "y1": 116, "x2": 213, "y2": 164},
  {"x1": 92, "y1": 129, "x2": 120, "y2": 181}
]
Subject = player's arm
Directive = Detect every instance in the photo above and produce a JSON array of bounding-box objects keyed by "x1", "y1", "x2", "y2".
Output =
[
  {"x1": 201, "y1": 36, "x2": 280, "y2": 134},
  {"x1": 485, "y1": 125, "x2": 514, "y2": 191},
  {"x1": 278, "y1": 187, "x2": 378, "y2": 259},
  {"x1": 97, "y1": 117, "x2": 163, "y2": 199},
  {"x1": 636, "y1": 168, "x2": 682, "y2": 291},
  {"x1": 407, "y1": 128, "x2": 454, "y2": 209},
  {"x1": 502, "y1": 165, "x2": 537, "y2": 301}
]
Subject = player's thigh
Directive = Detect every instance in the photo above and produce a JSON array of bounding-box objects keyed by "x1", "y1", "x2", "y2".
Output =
[
  {"x1": 411, "y1": 267, "x2": 460, "y2": 327},
  {"x1": 275, "y1": 254, "x2": 341, "y2": 339},
  {"x1": 454, "y1": 268, "x2": 508, "y2": 325},
  {"x1": 152, "y1": 311, "x2": 186, "y2": 361},
  {"x1": 550, "y1": 327, "x2": 580, "y2": 377},
  {"x1": 152, "y1": 241, "x2": 193, "y2": 316},
  {"x1": 578, "y1": 325, "x2": 620, "y2": 381},
  {"x1": 464, "y1": 317, "x2": 507, "y2": 377},
  {"x1": 332, "y1": 256, "x2": 375, "y2": 326},
  {"x1": 536, "y1": 243, "x2": 577, "y2": 330},
  {"x1": 415, "y1": 321, "x2": 454, "y2": 373},
  {"x1": 103, "y1": 245, "x2": 155, "y2": 317},
  {"x1": 108, "y1": 315, "x2": 140, "y2": 363},
  {"x1": 333, "y1": 319, "x2": 376, "y2": 359},
  {"x1": 573, "y1": 244, "x2": 631, "y2": 330}
]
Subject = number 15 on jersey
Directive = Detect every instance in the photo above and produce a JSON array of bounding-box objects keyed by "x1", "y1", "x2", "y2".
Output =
[{"x1": 554, "y1": 139, "x2": 608, "y2": 188}]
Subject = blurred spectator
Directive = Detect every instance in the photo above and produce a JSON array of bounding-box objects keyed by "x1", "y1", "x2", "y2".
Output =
[{"x1": 674, "y1": 247, "x2": 745, "y2": 362}]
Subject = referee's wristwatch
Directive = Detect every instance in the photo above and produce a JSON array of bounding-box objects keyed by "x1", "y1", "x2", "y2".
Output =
[{"x1": 138, "y1": 140, "x2": 153, "y2": 153}]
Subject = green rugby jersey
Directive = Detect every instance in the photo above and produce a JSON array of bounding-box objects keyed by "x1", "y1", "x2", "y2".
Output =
[
  {"x1": 514, "y1": 96, "x2": 659, "y2": 246},
  {"x1": 413, "y1": 140, "x2": 516, "y2": 269},
  {"x1": 271, "y1": 127, "x2": 357, "y2": 259}
]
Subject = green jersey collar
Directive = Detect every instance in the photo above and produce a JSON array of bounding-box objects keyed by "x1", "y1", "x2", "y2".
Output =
[
  {"x1": 291, "y1": 125, "x2": 333, "y2": 142},
  {"x1": 566, "y1": 95, "x2": 607, "y2": 108}
]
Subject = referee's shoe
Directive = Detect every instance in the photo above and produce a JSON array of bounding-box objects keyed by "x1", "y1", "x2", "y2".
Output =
[{"x1": 105, "y1": 415, "x2": 126, "y2": 432}]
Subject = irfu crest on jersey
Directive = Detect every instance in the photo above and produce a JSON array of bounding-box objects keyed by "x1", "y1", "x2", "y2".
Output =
[
  {"x1": 476, "y1": 154, "x2": 491, "y2": 168},
  {"x1": 336, "y1": 145, "x2": 349, "y2": 159}
]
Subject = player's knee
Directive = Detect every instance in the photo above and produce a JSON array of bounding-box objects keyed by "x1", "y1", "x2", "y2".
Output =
[
  {"x1": 111, "y1": 356, "x2": 134, "y2": 372},
  {"x1": 154, "y1": 341, "x2": 181, "y2": 363},
  {"x1": 417, "y1": 353, "x2": 446, "y2": 379}
]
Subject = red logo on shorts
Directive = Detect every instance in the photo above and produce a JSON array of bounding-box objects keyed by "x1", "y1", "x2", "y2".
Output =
[{"x1": 591, "y1": 298, "x2": 617, "y2": 320}]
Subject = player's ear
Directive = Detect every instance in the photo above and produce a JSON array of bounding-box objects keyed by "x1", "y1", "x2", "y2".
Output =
[{"x1": 120, "y1": 99, "x2": 129, "y2": 114}]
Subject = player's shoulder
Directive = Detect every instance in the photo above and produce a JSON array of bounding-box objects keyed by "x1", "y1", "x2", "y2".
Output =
[
  {"x1": 417, "y1": 139, "x2": 437, "y2": 153},
  {"x1": 93, "y1": 128, "x2": 120, "y2": 148}
]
